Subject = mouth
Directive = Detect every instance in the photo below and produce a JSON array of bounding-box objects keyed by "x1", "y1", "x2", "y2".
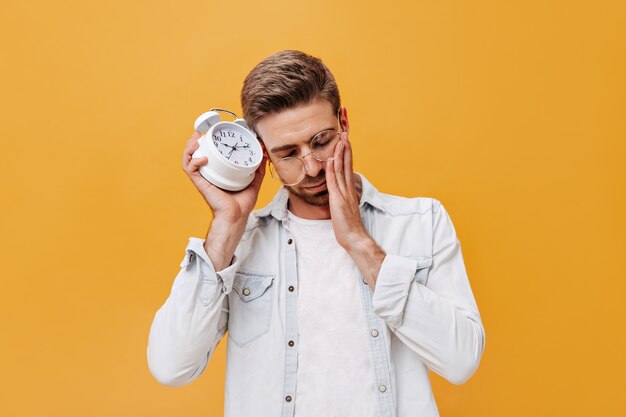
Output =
[{"x1": 304, "y1": 181, "x2": 327, "y2": 192}]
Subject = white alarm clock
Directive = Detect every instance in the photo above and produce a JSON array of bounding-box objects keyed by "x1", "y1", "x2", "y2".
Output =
[{"x1": 192, "y1": 108, "x2": 263, "y2": 191}]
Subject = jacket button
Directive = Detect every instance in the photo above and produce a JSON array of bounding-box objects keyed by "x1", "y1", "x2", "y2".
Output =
[
  {"x1": 288, "y1": 340, "x2": 295, "y2": 347},
  {"x1": 285, "y1": 395, "x2": 292, "y2": 402},
  {"x1": 242, "y1": 288, "x2": 251, "y2": 296},
  {"x1": 371, "y1": 329, "x2": 379, "y2": 337},
  {"x1": 379, "y1": 385, "x2": 387, "y2": 393},
  {"x1": 287, "y1": 239, "x2": 293, "y2": 245},
  {"x1": 288, "y1": 285, "x2": 295, "y2": 292}
]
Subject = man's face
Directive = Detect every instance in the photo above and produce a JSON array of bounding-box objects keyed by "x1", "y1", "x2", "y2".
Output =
[{"x1": 256, "y1": 97, "x2": 345, "y2": 207}]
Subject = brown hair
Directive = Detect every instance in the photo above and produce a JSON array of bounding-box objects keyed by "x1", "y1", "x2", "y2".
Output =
[{"x1": 241, "y1": 50, "x2": 341, "y2": 134}]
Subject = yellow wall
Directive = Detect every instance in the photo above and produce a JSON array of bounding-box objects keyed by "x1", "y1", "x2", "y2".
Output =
[{"x1": 1, "y1": 0, "x2": 624, "y2": 415}]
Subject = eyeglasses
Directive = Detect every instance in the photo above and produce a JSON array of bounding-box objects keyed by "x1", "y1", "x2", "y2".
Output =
[{"x1": 268, "y1": 119, "x2": 343, "y2": 186}]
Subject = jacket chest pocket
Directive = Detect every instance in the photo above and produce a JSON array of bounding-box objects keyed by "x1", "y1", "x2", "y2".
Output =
[{"x1": 228, "y1": 270, "x2": 275, "y2": 347}]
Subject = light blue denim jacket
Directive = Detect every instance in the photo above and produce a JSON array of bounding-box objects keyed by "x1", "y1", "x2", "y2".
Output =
[{"x1": 147, "y1": 174, "x2": 485, "y2": 417}]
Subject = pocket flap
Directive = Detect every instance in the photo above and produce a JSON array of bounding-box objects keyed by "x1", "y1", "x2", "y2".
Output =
[{"x1": 232, "y1": 271, "x2": 275, "y2": 302}]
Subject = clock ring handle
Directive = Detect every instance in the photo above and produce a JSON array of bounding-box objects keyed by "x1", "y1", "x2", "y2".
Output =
[{"x1": 210, "y1": 108, "x2": 240, "y2": 121}]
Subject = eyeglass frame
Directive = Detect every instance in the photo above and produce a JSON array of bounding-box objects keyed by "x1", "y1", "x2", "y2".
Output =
[{"x1": 266, "y1": 110, "x2": 345, "y2": 186}]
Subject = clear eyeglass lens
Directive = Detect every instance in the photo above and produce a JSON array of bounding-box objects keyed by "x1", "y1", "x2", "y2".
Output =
[
  {"x1": 269, "y1": 130, "x2": 341, "y2": 186},
  {"x1": 311, "y1": 130, "x2": 340, "y2": 161},
  {"x1": 271, "y1": 157, "x2": 306, "y2": 186}
]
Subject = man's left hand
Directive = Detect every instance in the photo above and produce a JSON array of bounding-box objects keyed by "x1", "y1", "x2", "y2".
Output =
[
  {"x1": 326, "y1": 132, "x2": 386, "y2": 289},
  {"x1": 325, "y1": 132, "x2": 367, "y2": 250}
]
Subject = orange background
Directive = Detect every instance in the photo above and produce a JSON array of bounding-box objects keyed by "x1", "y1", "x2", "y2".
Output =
[{"x1": 1, "y1": 0, "x2": 625, "y2": 416}]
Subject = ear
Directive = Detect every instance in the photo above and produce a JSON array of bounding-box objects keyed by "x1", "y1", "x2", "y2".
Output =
[
  {"x1": 258, "y1": 140, "x2": 269, "y2": 158},
  {"x1": 339, "y1": 106, "x2": 350, "y2": 133}
]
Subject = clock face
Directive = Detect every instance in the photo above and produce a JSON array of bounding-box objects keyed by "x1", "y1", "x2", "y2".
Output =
[{"x1": 211, "y1": 125, "x2": 260, "y2": 167}]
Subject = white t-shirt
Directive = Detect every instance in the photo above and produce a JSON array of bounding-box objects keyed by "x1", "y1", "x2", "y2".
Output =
[{"x1": 288, "y1": 211, "x2": 378, "y2": 417}]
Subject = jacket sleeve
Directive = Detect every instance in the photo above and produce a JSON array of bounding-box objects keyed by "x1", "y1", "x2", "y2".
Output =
[
  {"x1": 147, "y1": 237, "x2": 238, "y2": 386},
  {"x1": 371, "y1": 200, "x2": 485, "y2": 385}
]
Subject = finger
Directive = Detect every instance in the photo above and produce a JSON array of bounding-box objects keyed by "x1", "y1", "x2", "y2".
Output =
[
  {"x1": 185, "y1": 131, "x2": 202, "y2": 150},
  {"x1": 185, "y1": 156, "x2": 208, "y2": 173},
  {"x1": 332, "y1": 136, "x2": 347, "y2": 195},
  {"x1": 248, "y1": 156, "x2": 268, "y2": 192},
  {"x1": 325, "y1": 158, "x2": 339, "y2": 199},
  {"x1": 183, "y1": 143, "x2": 200, "y2": 166},
  {"x1": 342, "y1": 133, "x2": 354, "y2": 189},
  {"x1": 183, "y1": 131, "x2": 202, "y2": 166},
  {"x1": 184, "y1": 132, "x2": 202, "y2": 154}
]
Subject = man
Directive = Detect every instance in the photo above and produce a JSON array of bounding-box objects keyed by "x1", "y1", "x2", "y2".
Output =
[{"x1": 147, "y1": 50, "x2": 485, "y2": 417}]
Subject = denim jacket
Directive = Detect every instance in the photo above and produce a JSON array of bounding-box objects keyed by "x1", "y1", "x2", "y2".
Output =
[{"x1": 147, "y1": 174, "x2": 485, "y2": 417}]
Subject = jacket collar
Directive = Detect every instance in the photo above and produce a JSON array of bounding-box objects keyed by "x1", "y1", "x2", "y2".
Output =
[{"x1": 252, "y1": 172, "x2": 385, "y2": 222}]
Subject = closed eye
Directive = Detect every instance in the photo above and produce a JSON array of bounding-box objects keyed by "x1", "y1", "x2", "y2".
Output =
[
  {"x1": 277, "y1": 149, "x2": 297, "y2": 159},
  {"x1": 269, "y1": 125, "x2": 337, "y2": 156}
]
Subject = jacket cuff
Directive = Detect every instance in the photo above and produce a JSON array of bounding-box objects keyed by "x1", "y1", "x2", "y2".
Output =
[
  {"x1": 372, "y1": 254, "x2": 419, "y2": 329},
  {"x1": 216, "y1": 255, "x2": 239, "y2": 294},
  {"x1": 181, "y1": 237, "x2": 238, "y2": 294}
]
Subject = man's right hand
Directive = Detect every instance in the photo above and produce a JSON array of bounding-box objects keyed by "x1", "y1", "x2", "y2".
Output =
[
  {"x1": 182, "y1": 131, "x2": 266, "y2": 223},
  {"x1": 182, "y1": 131, "x2": 267, "y2": 269}
]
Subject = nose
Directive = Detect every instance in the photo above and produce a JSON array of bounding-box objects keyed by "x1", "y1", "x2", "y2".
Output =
[{"x1": 302, "y1": 152, "x2": 324, "y2": 178}]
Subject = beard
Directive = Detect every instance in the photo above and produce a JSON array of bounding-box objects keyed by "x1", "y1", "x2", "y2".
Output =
[{"x1": 284, "y1": 172, "x2": 330, "y2": 207}]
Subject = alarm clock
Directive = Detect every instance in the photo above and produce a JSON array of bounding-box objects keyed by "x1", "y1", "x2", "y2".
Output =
[{"x1": 192, "y1": 108, "x2": 263, "y2": 191}]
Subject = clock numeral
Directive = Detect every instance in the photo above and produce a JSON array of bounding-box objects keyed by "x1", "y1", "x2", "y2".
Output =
[{"x1": 213, "y1": 135, "x2": 221, "y2": 142}]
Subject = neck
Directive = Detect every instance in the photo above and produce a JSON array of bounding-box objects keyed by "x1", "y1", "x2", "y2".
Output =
[{"x1": 287, "y1": 196, "x2": 331, "y2": 220}]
